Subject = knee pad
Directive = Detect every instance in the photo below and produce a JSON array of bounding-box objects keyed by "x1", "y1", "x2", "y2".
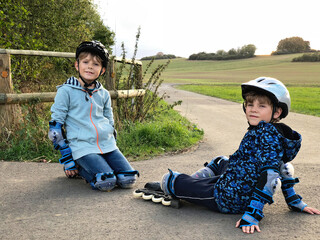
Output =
[
  {"x1": 254, "y1": 168, "x2": 281, "y2": 204},
  {"x1": 205, "y1": 155, "x2": 229, "y2": 175},
  {"x1": 116, "y1": 170, "x2": 139, "y2": 189},
  {"x1": 161, "y1": 169, "x2": 180, "y2": 196},
  {"x1": 191, "y1": 155, "x2": 228, "y2": 179},
  {"x1": 91, "y1": 172, "x2": 117, "y2": 191},
  {"x1": 191, "y1": 166, "x2": 214, "y2": 179}
]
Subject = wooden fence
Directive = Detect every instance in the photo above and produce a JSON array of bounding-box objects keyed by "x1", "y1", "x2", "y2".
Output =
[{"x1": 0, "y1": 48, "x2": 145, "y2": 131}]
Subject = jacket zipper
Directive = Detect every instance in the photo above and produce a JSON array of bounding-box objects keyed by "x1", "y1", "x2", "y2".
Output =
[{"x1": 89, "y1": 93, "x2": 103, "y2": 154}]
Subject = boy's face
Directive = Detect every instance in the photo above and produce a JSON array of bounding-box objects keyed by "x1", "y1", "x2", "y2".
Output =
[
  {"x1": 75, "y1": 53, "x2": 105, "y2": 85},
  {"x1": 245, "y1": 99, "x2": 281, "y2": 126}
]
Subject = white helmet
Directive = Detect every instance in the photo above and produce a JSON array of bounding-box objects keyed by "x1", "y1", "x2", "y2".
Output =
[{"x1": 241, "y1": 77, "x2": 291, "y2": 119}]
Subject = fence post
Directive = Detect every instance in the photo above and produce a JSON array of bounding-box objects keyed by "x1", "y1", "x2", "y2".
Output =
[
  {"x1": 0, "y1": 53, "x2": 21, "y2": 136},
  {"x1": 105, "y1": 59, "x2": 115, "y2": 90},
  {"x1": 104, "y1": 59, "x2": 119, "y2": 125}
]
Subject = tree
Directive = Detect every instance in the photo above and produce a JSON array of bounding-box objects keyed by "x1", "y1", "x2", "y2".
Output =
[
  {"x1": 0, "y1": 0, "x2": 114, "y2": 52},
  {"x1": 0, "y1": 0, "x2": 115, "y2": 92},
  {"x1": 239, "y1": 44, "x2": 256, "y2": 57},
  {"x1": 274, "y1": 37, "x2": 310, "y2": 54},
  {"x1": 228, "y1": 48, "x2": 237, "y2": 56}
]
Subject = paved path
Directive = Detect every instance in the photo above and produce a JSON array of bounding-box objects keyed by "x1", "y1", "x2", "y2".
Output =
[{"x1": 1, "y1": 84, "x2": 319, "y2": 239}]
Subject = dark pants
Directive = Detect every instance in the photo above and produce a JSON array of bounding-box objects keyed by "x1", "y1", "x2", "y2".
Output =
[{"x1": 173, "y1": 158, "x2": 229, "y2": 212}]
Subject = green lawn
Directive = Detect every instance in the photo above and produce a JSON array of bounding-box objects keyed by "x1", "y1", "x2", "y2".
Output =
[{"x1": 176, "y1": 84, "x2": 320, "y2": 117}]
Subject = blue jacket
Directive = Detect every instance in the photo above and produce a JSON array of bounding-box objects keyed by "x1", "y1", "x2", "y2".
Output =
[
  {"x1": 213, "y1": 121, "x2": 302, "y2": 213},
  {"x1": 50, "y1": 77, "x2": 117, "y2": 160}
]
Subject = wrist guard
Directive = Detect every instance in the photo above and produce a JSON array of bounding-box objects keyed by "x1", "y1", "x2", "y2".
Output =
[
  {"x1": 239, "y1": 199, "x2": 264, "y2": 227},
  {"x1": 281, "y1": 178, "x2": 307, "y2": 212},
  {"x1": 49, "y1": 121, "x2": 76, "y2": 171},
  {"x1": 58, "y1": 141, "x2": 76, "y2": 171},
  {"x1": 280, "y1": 162, "x2": 307, "y2": 212}
]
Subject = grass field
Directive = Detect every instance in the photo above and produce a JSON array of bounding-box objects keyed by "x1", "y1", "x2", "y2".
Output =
[{"x1": 142, "y1": 54, "x2": 320, "y2": 117}]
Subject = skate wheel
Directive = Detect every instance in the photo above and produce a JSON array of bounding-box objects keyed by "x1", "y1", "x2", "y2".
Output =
[
  {"x1": 152, "y1": 195, "x2": 164, "y2": 203},
  {"x1": 162, "y1": 198, "x2": 171, "y2": 206},
  {"x1": 133, "y1": 189, "x2": 143, "y2": 198},
  {"x1": 142, "y1": 193, "x2": 153, "y2": 200}
]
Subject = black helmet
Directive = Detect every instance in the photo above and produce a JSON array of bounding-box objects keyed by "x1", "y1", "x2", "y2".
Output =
[{"x1": 76, "y1": 40, "x2": 109, "y2": 68}]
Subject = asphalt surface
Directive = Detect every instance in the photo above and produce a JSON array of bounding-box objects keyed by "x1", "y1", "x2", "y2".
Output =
[{"x1": 1, "y1": 84, "x2": 319, "y2": 240}]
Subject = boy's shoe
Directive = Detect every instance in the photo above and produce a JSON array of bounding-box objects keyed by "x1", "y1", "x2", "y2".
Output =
[
  {"x1": 144, "y1": 181, "x2": 162, "y2": 191},
  {"x1": 161, "y1": 169, "x2": 180, "y2": 196}
]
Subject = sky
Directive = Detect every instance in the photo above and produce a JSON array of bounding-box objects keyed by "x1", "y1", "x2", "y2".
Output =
[{"x1": 93, "y1": 0, "x2": 320, "y2": 59}]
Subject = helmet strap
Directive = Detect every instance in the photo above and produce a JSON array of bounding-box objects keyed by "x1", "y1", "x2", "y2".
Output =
[{"x1": 270, "y1": 105, "x2": 277, "y2": 123}]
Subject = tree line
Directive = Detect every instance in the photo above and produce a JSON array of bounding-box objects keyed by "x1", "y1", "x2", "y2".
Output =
[
  {"x1": 145, "y1": 36, "x2": 318, "y2": 61},
  {"x1": 189, "y1": 44, "x2": 257, "y2": 60}
]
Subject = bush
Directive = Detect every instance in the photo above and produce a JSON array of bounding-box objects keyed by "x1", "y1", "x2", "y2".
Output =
[
  {"x1": 188, "y1": 44, "x2": 256, "y2": 60},
  {"x1": 112, "y1": 28, "x2": 173, "y2": 129},
  {"x1": 292, "y1": 52, "x2": 320, "y2": 62},
  {"x1": 117, "y1": 101, "x2": 204, "y2": 160},
  {"x1": 140, "y1": 54, "x2": 177, "y2": 60},
  {"x1": 0, "y1": 103, "x2": 59, "y2": 161}
]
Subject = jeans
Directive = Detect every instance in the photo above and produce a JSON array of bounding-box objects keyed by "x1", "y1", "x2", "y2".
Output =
[{"x1": 76, "y1": 149, "x2": 135, "y2": 184}]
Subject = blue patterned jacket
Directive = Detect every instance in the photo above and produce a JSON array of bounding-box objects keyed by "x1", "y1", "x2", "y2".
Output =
[{"x1": 214, "y1": 121, "x2": 301, "y2": 213}]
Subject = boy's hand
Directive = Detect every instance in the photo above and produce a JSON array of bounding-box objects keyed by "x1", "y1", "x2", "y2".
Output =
[
  {"x1": 303, "y1": 206, "x2": 320, "y2": 215},
  {"x1": 236, "y1": 219, "x2": 261, "y2": 234},
  {"x1": 65, "y1": 169, "x2": 79, "y2": 178}
]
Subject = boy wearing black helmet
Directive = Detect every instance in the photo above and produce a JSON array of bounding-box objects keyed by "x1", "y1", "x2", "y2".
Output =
[
  {"x1": 142, "y1": 77, "x2": 319, "y2": 233},
  {"x1": 48, "y1": 41, "x2": 139, "y2": 191}
]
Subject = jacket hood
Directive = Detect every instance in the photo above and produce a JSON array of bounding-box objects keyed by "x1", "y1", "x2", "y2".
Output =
[
  {"x1": 57, "y1": 76, "x2": 102, "y2": 90},
  {"x1": 273, "y1": 122, "x2": 302, "y2": 162}
]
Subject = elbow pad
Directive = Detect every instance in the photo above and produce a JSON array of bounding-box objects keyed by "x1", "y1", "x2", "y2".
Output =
[
  {"x1": 253, "y1": 167, "x2": 281, "y2": 204},
  {"x1": 49, "y1": 121, "x2": 66, "y2": 149}
]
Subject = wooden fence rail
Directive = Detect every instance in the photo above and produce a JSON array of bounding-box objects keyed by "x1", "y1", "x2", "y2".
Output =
[
  {"x1": 0, "y1": 89, "x2": 146, "y2": 105},
  {"x1": 0, "y1": 49, "x2": 142, "y2": 65}
]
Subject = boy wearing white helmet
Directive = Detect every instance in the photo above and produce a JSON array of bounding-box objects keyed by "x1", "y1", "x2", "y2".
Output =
[
  {"x1": 48, "y1": 41, "x2": 139, "y2": 191},
  {"x1": 146, "y1": 77, "x2": 319, "y2": 234}
]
